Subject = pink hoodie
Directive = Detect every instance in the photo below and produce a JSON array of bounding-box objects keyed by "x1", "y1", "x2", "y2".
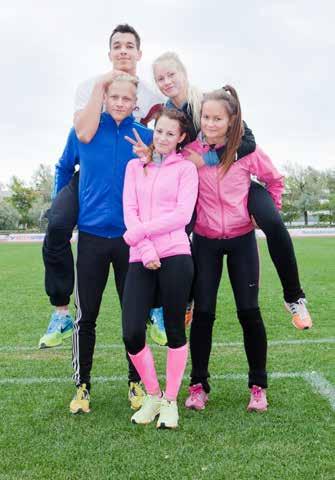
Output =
[
  {"x1": 123, "y1": 152, "x2": 198, "y2": 265},
  {"x1": 186, "y1": 139, "x2": 284, "y2": 239}
]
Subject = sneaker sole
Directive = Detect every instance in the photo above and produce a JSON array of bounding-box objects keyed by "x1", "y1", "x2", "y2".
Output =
[
  {"x1": 131, "y1": 413, "x2": 159, "y2": 425},
  {"x1": 247, "y1": 406, "x2": 268, "y2": 413},
  {"x1": 70, "y1": 407, "x2": 91, "y2": 414},
  {"x1": 157, "y1": 422, "x2": 178, "y2": 429},
  {"x1": 291, "y1": 319, "x2": 312, "y2": 330}
]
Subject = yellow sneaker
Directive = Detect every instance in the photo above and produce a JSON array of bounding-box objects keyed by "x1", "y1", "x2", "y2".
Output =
[
  {"x1": 70, "y1": 384, "x2": 90, "y2": 414},
  {"x1": 128, "y1": 382, "x2": 145, "y2": 410}
]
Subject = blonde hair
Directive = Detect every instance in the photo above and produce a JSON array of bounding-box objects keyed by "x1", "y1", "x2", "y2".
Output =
[
  {"x1": 105, "y1": 73, "x2": 139, "y2": 91},
  {"x1": 152, "y1": 52, "x2": 202, "y2": 131}
]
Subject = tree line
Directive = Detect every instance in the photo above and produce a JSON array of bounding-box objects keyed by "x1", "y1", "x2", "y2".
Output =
[{"x1": 0, "y1": 164, "x2": 334, "y2": 230}]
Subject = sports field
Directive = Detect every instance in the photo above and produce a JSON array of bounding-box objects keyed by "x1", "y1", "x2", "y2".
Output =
[{"x1": 0, "y1": 238, "x2": 334, "y2": 480}]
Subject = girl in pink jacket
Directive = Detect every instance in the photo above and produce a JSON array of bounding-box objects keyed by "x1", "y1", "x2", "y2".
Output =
[
  {"x1": 122, "y1": 108, "x2": 198, "y2": 429},
  {"x1": 184, "y1": 86, "x2": 284, "y2": 413}
]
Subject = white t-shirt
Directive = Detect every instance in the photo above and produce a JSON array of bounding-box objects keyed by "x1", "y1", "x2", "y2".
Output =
[{"x1": 74, "y1": 76, "x2": 164, "y2": 123}]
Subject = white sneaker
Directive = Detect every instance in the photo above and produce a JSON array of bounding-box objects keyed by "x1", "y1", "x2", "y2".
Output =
[
  {"x1": 131, "y1": 394, "x2": 161, "y2": 425},
  {"x1": 156, "y1": 397, "x2": 179, "y2": 429},
  {"x1": 284, "y1": 298, "x2": 312, "y2": 330}
]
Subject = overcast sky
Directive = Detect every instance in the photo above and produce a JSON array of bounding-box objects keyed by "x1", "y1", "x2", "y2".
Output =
[{"x1": 0, "y1": 0, "x2": 334, "y2": 186}]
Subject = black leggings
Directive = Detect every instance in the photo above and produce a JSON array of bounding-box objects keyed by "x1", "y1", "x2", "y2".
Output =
[
  {"x1": 42, "y1": 173, "x2": 79, "y2": 306},
  {"x1": 190, "y1": 231, "x2": 267, "y2": 391},
  {"x1": 72, "y1": 232, "x2": 140, "y2": 389},
  {"x1": 248, "y1": 181, "x2": 304, "y2": 302},
  {"x1": 122, "y1": 255, "x2": 194, "y2": 355}
]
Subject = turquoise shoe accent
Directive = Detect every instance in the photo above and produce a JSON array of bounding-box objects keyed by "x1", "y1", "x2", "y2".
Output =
[{"x1": 39, "y1": 311, "x2": 74, "y2": 349}]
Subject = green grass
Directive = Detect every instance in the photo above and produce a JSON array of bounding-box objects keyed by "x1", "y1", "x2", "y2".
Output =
[{"x1": 0, "y1": 239, "x2": 334, "y2": 480}]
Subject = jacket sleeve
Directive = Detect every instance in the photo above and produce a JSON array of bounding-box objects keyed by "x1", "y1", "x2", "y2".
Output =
[
  {"x1": 237, "y1": 121, "x2": 256, "y2": 158},
  {"x1": 52, "y1": 129, "x2": 80, "y2": 198},
  {"x1": 248, "y1": 146, "x2": 285, "y2": 210},
  {"x1": 142, "y1": 162, "x2": 199, "y2": 236},
  {"x1": 123, "y1": 162, "x2": 159, "y2": 265}
]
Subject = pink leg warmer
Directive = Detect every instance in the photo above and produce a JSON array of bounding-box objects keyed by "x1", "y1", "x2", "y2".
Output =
[
  {"x1": 165, "y1": 343, "x2": 188, "y2": 401},
  {"x1": 128, "y1": 345, "x2": 160, "y2": 395}
]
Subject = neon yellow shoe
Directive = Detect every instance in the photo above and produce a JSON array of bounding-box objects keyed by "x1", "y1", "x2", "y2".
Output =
[
  {"x1": 131, "y1": 394, "x2": 161, "y2": 424},
  {"x1": 70, "y1": 384, "x2": 90, "y2": 414},
  {"x1": 156, "y1": 397, "x2": 179, "y2": 429},
  {"x1": 128, "y1": 382, "x2": 145, "y2": 410}
]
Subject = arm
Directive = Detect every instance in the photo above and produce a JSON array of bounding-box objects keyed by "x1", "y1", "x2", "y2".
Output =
[
  {"x1": 248, "y1": 146, "x2": 285, "y2": 210},
  {"x1": 123, "y1": 162, "x2": 159, "y2": 265},
  {"x1": 73, "y1": 71, "x2": 124, "y2": 143},
  {"x1": 237, "y1": 121, "x2": 256, "y2": 158},
  {"x1": 52, "y1": 129, "x2": 79, "y2": 198}
]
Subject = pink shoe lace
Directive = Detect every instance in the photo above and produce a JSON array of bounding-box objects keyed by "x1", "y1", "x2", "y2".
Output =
[
  {"x1": 185, "y1": 383, "x2": 208, "y2": 410},
  {"x1": 247, "y1": 385, "x2": 268, "y2": 412}
]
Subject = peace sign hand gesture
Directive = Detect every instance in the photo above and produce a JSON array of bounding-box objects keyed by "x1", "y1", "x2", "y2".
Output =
[{"x1": 125, "y1": 128, "x2": 150, "y2": 158}]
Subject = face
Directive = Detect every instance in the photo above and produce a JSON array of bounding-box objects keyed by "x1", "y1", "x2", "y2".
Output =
[
  {"x1": 105, "y1": 81, "x2": 137, "y2": 123},
  {"x1": 201, "y1": 100, "x2": 232, "y2": 144},
  {"x1": 153, "y1": 61, "x2": 187, "y2": 101},
  {"x1": 153, "y1": 116, "x2": 186, "y2": 155},
  {"x1": 108, "y1": 32, "x2": 142, "y2": 74}
]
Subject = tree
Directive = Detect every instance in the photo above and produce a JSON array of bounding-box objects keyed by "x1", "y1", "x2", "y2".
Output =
[
  {"x1": 0, "y1": 200, "x2": 20, "y2": 229},
  {"x1": 31, "y1": 164, "x2": 54, "y2": 203},
  {"x1": 283, "y1": 164, "x2": 326, "y2": 225},
  {"x1": 8, "y1": 176, "x2": 37, "y2": 227}
]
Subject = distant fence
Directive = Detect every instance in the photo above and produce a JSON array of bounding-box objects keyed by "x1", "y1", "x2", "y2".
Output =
[{"x1": 1, "y1": 229, "x2": 335, "y2": 243}]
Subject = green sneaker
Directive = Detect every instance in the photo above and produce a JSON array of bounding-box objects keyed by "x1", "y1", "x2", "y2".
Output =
[
  {"x1": 148, "y1": 308, "x2": 167, "y2": 346},
  {"x1": 39, "y1": 311, "x2": 74, "y2": 349}
]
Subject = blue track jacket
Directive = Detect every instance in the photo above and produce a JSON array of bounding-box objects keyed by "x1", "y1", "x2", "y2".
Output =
[{"x1": 53, "y1": 112, "x2": 153, "y2": 238}]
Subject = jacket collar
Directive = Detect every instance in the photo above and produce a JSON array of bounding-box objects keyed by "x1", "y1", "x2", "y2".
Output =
[{"x1": 100, "y1": 111, "x2": 135, "y2": 129}]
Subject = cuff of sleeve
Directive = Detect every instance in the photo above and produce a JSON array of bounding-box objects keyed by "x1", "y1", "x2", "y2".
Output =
[{"x1": 141, "y1": 248, "x2": 158, "y2": 267}]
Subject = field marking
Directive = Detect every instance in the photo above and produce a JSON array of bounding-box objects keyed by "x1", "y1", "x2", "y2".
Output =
[
  {"x1": 0, "y1": 337, "x2": 334, "y2": 353},
  {"x1": 1, "y1": 371, "x2": 334, "y2": 412}
]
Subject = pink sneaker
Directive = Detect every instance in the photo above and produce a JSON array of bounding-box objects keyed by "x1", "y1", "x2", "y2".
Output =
[
  {"x1": 185, "y1": 383, "x2": 208, "y2": 410},
  {"x1": 247, "y1": 385, "x2": 268, "y2": 412}
]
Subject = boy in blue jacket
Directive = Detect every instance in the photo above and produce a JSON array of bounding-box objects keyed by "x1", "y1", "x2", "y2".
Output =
[{"x1": 54, "y1": 74, "x2": 153, "y2": 413}]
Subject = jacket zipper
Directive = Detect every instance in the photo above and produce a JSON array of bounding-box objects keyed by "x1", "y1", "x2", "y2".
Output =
[
  {"x1": 149, "y1": 164, "x2": 161, "y2": 222},
  {"x1": 216, "y1": 167, "x2": 226, "y2": 237}
]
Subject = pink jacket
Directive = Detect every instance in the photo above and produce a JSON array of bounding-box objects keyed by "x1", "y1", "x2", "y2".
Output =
[
  {"x1": 123, "y1": 152, "x2": 198, "y2": 265},
  {"x1": 186, "y1": 140, "x2": 284, "y2": 239}
]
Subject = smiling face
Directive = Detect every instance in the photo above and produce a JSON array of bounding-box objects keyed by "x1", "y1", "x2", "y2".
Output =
[
  {"x1": 201, "y1": 99, "x2": 232, "y2": 145},
  {"x1": 153, "y1": 60, "x2": 187, "y2": 106},
  {"x1": 153, "y1": 115, "x2": 186, "y2": 155},
  {"x1": 108, "y1": 32, "x2": 142, "y2": 75},
  {"x1": 105, "y1": 80, "x2": 137, "y2": 124}
]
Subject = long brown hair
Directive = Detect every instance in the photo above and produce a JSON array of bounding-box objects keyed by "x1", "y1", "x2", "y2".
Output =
[
  {"x1": 202, "y1": 85, "x2": 243, "y2": 175},
  {"x1": 144, "y1": 107, "x2": 191, "y2": 172}
]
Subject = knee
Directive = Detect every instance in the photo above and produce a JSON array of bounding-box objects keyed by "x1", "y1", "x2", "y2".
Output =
[
  {"x1": 123, "y1": 329, "x2": 145, "y2": 355},
  {"x1": 193, "y1": 311, "x2": 216, "y2": 326},
  {"x1": 237, "y1": 307, "x2": 263, "y2": 326},
  {"x1": 166, "y1": 325, "x2": 186, "y2": 349}
]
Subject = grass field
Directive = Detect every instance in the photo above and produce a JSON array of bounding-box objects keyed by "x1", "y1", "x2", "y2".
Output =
[{"x1": 0, "y1": 238, "x2": 334, "y2": 480}]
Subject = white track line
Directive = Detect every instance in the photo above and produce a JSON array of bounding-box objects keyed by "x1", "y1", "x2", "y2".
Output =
[
  {"x1": 0, "y1": 371, "x2": 305, "y2": 385},
  {"x1": 304, "y1": 372, "x2": 335, "y2": 411},
  {"x1": 0, "y1": 337, "x2": 334, "y2": 353},
  {"x1": 2, "y1": 371, "x2": 334, "y2": 412}
]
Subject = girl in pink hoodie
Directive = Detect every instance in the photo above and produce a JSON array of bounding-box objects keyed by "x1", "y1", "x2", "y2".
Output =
[
  {"x1": 184, "y1": 86, "x2": 284, "y2": 413},
  {"x1": 122, "y1": 108, "x2": 198, "y2": 429}
]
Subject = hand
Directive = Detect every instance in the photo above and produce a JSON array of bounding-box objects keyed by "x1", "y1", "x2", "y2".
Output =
[
  {"x1": 183, "y1": 148, "x2": 204, "y2": 168},
  {"x1": 125, "y1": 128, "x2": 150, "y2": 158},
  {"x1": 251, "y1": 215, "x2": 259, "y2": 229},
  {"x1": 145, "y1": 260, "x2": 161, "y2": 270},
  {"x1": 99, "y1": 69, "x2": 125, "y2": 88}
]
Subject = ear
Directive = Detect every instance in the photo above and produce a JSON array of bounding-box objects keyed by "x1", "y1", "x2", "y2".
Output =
[{"x1": 178, "y1": 132, "x2": 186, "y2": 144}]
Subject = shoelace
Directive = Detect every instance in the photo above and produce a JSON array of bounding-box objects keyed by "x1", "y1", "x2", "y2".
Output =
[
  {"x1": 289, "y1": 299, "x2": 308, "y2": 318},
  {"x1": 251, "y1": 386, "x2": 262, "y2": 400}
]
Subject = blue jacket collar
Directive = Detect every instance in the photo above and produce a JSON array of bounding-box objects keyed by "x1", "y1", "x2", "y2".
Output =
[{"x1": 100, "y1": 111, "x2": 135, "y2": 128}]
